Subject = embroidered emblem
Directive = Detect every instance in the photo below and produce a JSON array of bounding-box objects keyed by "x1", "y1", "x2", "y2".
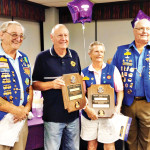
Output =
[
  {"x1": 128, "y1": 78, "x2": 132, "y2": 82},
  {"x1": 130, "y1": 83, "x2": 133, "y2": 88},
  {"x1": 9, "y1": 95, "x2": 13, "y2": 101},
  {"x1": 127, "y1": 89, "x2": 132, "y2": 94},
  {"x1": 0, "y1": 57, "x2": 7, "y2": 62},
  {"x1": 23, "y1": 67, "x2": 30, "y2": 76},
  {"x1": 1, "y1": 73, "x2": 10, "y2": 78},
  {"x1": 128, "y1": 73, "x2": 133, "y2": 77},
  {"x1": 129, "y1": 60, "x2": 132, "y2": 63},
  {"x1": 70, "y1": 61, "x2": 76, "y2": 67},
  {"x1": 122, "y1": 62, "x2": 132, "y2": 66},
  {"x1": 124, "y1": 49, "x2": 131, "y2": 59},
  {"x1": 0, "y1": 62, "x2": 9, "y2": 68},
  {"x1": 24, "y1": 57, "x2": 28, "y2": 63},
  {"x1": 129, "y1": 68, "x2": 134, "y2": 72},
  {"x1": 124, "y1": 49, "x2": 131, "y2": 55},
  {"x1": 125, "y1": 83, "x2": 128, "y2": 88},
  {"x1": 25, "y1": 78, "x2": 29, "y2": 85},
  {"x1": 107, "y1": 75, "x2": 111, "y2": 79},
  {"x1": 82, "y1": 76, "x2": 89, "y2": 80},
  {"x1": 145, "y1": 58, "x2": 149, "y2": 62}
]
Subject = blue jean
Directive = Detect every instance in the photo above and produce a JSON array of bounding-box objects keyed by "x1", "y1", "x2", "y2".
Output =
[{"x1": 44, "y1": 118, "x2": 80, "y2": 150}]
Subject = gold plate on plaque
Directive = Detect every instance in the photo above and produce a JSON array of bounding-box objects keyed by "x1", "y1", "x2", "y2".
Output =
[
  {"x1": 88, "y1": 84, "x2": 115, "y2": 118},
  {"x1": 62, "y1": 73, "x2": 86, "y2": 113}
]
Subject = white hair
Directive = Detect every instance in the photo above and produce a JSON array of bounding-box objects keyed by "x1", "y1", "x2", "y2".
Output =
[
  {"x1": 134, "y1": 19, "x2": 150, "y2": 28},
  {"x1": 0, "y1": 21, "x2": 25, "y2": 34},
  {"x1": 51, "y1": 24, "x2": 69, "y2": 35},
  {"x1": 88, "y1": 41, "x2": 105, "y2": 54}
]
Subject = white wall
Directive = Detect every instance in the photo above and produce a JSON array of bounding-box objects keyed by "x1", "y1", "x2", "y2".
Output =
[
  {"x1": 65, "y1": 22, "x2": 95, "y2": 69},
  {"x1": 43, "y1": 7, "x2": 59, "y2": 50},
  {"x1": 64, "y1": 19, "x2": 134, "y2": 69},
  {"x1": 97, "y1": 19, "x2": 134, "y2": 63}
]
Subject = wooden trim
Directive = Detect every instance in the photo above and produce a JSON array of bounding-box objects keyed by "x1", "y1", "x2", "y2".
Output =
[{"x1": 0, "y1": 0, "x2": 45, "y2": 22}]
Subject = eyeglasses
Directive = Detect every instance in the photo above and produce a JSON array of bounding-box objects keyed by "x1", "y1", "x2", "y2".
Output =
[
  {"x1": 5, "y1": 32, "x2": 26, "y2": 40},
  {"x1": 134, "y1": 27, "x2": 150, "y2": 32}
]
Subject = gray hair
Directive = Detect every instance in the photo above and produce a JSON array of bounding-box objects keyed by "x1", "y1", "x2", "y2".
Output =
[
  {"x1": 134, "y1": 19, "x2": 150, "y2": 28},
  {"x1": 88, "y1": 41, "x2": 105, "y2": 54},
  {"x1": 0, "y1": 21, "x2": 25, "y2": 34},
  {"x1": 51, "y1": 24, "x2": 69, "y2": 35}
]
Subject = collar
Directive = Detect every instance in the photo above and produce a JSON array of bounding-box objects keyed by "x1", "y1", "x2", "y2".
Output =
[
  {"x1": 128, "y1": 41, "x2": 150, "y2": 51},
  {"x1": 49, "y1": 45, "x2": 72, "y2": 58},
  {"x1": 88, "y1": 62, "x2": 106, "y2": 72},
  {"x1": 0, "y1": 42, "x2": 22, "y2": 60},
  {"x1": 128, "y1": 41, "x2": 136, "y2": 50}
]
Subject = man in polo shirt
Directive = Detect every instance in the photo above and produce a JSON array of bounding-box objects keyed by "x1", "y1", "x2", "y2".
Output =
[{"x1": 32, "y1": 24, "x2": 81, "y2": 150}]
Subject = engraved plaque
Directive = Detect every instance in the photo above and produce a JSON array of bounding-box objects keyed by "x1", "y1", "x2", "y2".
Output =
[
  {"x1": 88, "y1": 84, "x2": 115, "y2": 118},
  {"x1": 62, "y1": 73, "x2": 86, "y2": 113}
]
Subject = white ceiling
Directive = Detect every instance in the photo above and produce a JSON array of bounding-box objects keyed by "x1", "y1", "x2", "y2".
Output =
[{"x1": 27, "y1": 0, "x2": 129, "y2": 7}]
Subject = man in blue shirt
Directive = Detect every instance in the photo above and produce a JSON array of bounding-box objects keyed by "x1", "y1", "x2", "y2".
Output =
[
  {"x1": 32, "y1": 24, "x2": 81, "y2": 150},
  {"x1": 0, "y1": 21, "x2": 33, "y2": 150},
  {"x1": 111, "y1": 10, "x2": 150, "y2": 150}
]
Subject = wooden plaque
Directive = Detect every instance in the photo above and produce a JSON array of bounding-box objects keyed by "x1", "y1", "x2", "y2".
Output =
[
  {"x1": 62, "y1": 73, "x2": 86, "y2": 113},
  {"x1": 88, "y1": 84, "x2": 115, "y2": 118}
]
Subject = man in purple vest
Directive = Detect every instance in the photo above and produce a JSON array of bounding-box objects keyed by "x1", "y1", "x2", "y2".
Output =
[
  {"x1": 0, "y1": 21, "x2": 33, "y2": 150},
  {"x1": 111, "y1": 10, "x2": 150, "y2": 150}
]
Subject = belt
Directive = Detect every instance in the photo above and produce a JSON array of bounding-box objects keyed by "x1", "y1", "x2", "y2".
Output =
[{"x1": 134, "y1": 96, "x2": 146, "y2": 100}]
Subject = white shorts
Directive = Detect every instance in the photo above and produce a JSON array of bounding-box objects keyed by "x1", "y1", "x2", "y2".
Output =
[{"x1": 80, "y1": 114, "x2": 120, "y2": 143}]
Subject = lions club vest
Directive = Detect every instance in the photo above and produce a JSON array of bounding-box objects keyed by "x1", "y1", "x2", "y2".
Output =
[
  {"x1": 115, "y1": 44, "x2": 150, "y2": 106},
  {"x1": 0, "y1": 51, "x2": 31, "y2": 120}
]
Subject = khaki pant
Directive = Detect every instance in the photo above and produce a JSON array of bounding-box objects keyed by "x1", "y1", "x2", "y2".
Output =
[
  {"x1": 0, "y1": 120, "x2": 28, "y2": 150},
  {"x1": 122, "y1": 100, "x2": 150, "y2": 150}
]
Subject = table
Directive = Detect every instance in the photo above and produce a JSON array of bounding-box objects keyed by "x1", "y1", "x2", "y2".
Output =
[
  {"x1": 25, "y1": 110, "x2": 44, "y2": 150},
  {"x1": 25, "y1": 111, "x2": 123, "y2": 150}
]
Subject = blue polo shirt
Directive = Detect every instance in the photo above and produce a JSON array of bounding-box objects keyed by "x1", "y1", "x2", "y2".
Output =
[
  {"x1": 32, "y1": 46, "x2": 81, "y2": 123},
  {"x1": 130, "y1": 42, "x2": 146, "y2": 97}
]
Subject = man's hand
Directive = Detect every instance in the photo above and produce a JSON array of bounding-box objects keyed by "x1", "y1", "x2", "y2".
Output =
[
  {"x1": 51, "y1": 77, "x2": 65, "y2": 89},
  {"x1": 13, "y1": 105, "x2": 29, "y2": 123}
]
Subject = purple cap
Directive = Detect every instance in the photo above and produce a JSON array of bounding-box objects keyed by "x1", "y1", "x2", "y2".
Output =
[{"x1": 131, "y1": 10, "x2": 150, "y2": 28}]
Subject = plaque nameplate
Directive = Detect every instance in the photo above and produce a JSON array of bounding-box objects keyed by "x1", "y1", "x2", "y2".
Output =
[
  {"x1": 62, "y1": 73, "x2": 86, "y2": 113},
  {"x1": 88, "y1": 84, "x2": 115, "y2": 118}
]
